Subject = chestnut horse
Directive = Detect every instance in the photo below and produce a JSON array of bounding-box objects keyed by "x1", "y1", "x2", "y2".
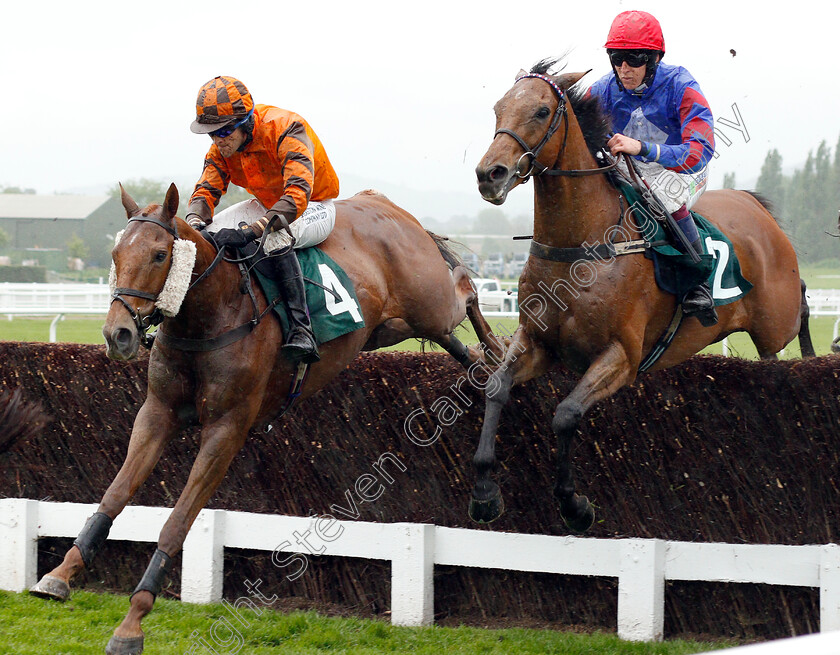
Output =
[
  {"x1": 470, "y1": 61, "x2": 814, "y2": 531},
  {"x1": 29, "y1": 183, "x2": 500, "y2": 654}
]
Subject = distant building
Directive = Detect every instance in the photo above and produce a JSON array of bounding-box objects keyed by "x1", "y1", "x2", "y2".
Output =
[{"x1": 0, "y1": 194, "x2": 123, "y2": 267}]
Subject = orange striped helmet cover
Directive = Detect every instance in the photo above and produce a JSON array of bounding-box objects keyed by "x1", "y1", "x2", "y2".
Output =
[{"x1": 191, "y1": 76, "x2": 254, "y2": 133}]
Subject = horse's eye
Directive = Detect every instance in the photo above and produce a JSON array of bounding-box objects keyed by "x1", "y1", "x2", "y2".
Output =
[
  {"x1": 536, "y1": 106, "x2": 551, "y2": 119},
  {"x1": 154, "y1": 251, "x2": 168, "y2": 263}
]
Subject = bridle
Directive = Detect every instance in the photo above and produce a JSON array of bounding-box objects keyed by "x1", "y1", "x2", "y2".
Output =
[
  {"x1": 493, "y1": 73, "x2": 618, "y2": 180},
  {"x1": 111, "y1": 215, "x2": 223, "y2": 349}
]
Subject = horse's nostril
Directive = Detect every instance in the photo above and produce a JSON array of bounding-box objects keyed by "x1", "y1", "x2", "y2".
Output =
[
  {"x1": 114, "y1": 328, "x2": 133, "y2": 350},
  {"x1": 489, "y1": 165, "x2": 508, "y2": 182}
]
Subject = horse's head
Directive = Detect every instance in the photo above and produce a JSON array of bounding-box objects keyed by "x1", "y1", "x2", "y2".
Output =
[
  {"x1": 103, "y1": 183, "x2": 190, "y2": 361},
  {"x1": 476, "y1": 67, "x2": 588, "y2": 205}
]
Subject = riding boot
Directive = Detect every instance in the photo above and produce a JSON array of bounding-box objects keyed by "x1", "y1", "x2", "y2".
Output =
[
  {"x1": 273, "y1": 249, "x2": 320, "y2": 363},
  {"x1": 681, "y1": 238, "x2": 718, "y2": 327}
]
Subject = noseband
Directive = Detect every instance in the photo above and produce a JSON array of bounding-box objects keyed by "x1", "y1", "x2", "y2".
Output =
[{"x1": 493, "y1": 73, "x2": 618, "y2": 180}]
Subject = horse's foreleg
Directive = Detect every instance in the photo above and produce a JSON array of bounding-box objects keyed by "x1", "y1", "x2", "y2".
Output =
[
  {"x1": 108, "y1": 414, "x2": 253, "y2": 654},
  {"x1": 30, "y1": 398, "x2": 178, "y2": 602},
  {"x1": 552, "y1": 342, "x2": 633, "y2": 533},
  {"x1": 469, "y1": 328, "x2": 552, "y2": 523}
]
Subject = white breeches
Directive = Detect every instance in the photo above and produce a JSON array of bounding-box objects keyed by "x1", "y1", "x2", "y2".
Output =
[
  {"x1": 621, "y1": 160, "x2": 709, "y2": 214},
  {"x1": 209, "y1": 198, "x2": 336, "y2": 251}
]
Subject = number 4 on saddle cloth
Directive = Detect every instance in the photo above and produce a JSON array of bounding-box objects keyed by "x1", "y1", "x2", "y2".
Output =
[
  {"x1": 243, "y1": 243, "x2": 366, "y2": 345},
  {"x1": 619, "y1": 182, "x2": 753, "y2": 306}
]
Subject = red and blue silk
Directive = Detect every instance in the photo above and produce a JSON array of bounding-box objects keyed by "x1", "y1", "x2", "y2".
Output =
[{"x1": 587, "y1": 62, "x2": 715, "y2": 174}]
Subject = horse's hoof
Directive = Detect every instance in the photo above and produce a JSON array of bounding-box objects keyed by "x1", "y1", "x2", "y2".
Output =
[
  {"x1": 832, "y1": 337, "x2": 840, "y2": 353},
  {"x1": 561, "y1": 495, "x2": 595, "y2": 534},
  {"x1": 105, "y1": 634, "x2": 145, "y2": 655},
  {"x1": 469, "y1": 490, "x2": 505, "y2": 523},
  {"x1": 29, "y1": 575, "x2": 70, "y2": 602}
]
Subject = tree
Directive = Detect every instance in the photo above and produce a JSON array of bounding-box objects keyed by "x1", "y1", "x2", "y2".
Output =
[
  {"x1": 1, "y1": 186, "x2": 36, "y2": 194},
  {"x1": 66, "y1": 233, "x2": 89, "y2": 261},
  {"x1": 0, "y1": 227, "x2": 9, "y2": 250},
  {"x1": 755, "y1": 149, "x2": 785, "y2": 212},
  {"x1": 109, "y1": 178, "x2": 170, "y2": 209},
  {"x1": 722, "y1": 172, "x2": 736, "y2": 189}
]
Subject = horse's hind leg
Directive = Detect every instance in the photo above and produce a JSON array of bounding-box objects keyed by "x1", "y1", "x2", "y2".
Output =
[
  {"x1": 453, "y1": 265, "x2": 505, "y2": 363},
  {"x1": 552, "y1": 342, "x2": 633, "y2": 532},
  {"x1": 798, "y1": 279, "x2": 816, "y2": 357},
  {"x1": 435, "y1": 265, "x2": 505, "y2": 369},
  {"x1": 30, "y1": 397, "x2": 178, "y2": 602}
]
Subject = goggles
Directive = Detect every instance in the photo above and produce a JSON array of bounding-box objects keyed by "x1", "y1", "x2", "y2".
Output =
[
  {"x1": 209, "y1": 109, "x2": 254, "y2": 139},
  {"x1": 608, "y1": 50, "x2": 652, "y2": 68}
]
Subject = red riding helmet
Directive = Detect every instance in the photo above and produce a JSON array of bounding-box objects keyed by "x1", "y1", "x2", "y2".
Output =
[
  {"x1": 190, "y1": 76, "x2": 255, "y2": 134},
  {"x1": 604, "y1": 10, "x2": 665, "y2": 53}
]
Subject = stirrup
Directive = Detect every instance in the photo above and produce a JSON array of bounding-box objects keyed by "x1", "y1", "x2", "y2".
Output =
[
  {"x1": 282, "y1": 329, "x2": 320, "y2": 363},
  {"x1": 682, "y1": 285, "x2": 718, "y2": 327}
]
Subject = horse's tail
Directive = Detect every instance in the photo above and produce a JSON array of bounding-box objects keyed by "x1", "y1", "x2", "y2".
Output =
[
  {"x1": 0, "y1": 388, "x2": 50, "y2": 454},
  {"x1": 427, "y1": 231, "x2": 468, "y2": 271}
]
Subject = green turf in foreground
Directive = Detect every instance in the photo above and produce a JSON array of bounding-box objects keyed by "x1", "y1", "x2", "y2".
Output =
[{"x1": 0, "y1": 590, "x2": 727, "y2": 655}]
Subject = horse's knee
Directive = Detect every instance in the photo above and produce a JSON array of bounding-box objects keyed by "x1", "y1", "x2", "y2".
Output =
[{"x1": 552, "y1": 399, "x2": 584, "y2": 437}]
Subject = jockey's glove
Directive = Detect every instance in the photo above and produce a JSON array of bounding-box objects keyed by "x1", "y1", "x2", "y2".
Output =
[{"x1": 213, "y1": 225, "x2": 259, "y2": 249}]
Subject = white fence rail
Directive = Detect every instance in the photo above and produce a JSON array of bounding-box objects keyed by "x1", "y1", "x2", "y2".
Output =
[
  {"x1": 0, "y1": 283, "x2": 111, "y2": 342},
  {"x1": 0, "y1": 499, "x2": 838, "y2": 641},
  {"x1": 1, "y1": 284, "x2": 839, "y2": 342}
]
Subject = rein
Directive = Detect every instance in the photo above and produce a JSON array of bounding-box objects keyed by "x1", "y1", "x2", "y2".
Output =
[{"x1": 494, "y1": 73, "x2": 619, "y2": 180}]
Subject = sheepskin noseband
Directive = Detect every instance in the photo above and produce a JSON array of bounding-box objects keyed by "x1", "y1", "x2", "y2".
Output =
[{"x1": 109, "y1": 229, "x2": 197, "y2": 317}]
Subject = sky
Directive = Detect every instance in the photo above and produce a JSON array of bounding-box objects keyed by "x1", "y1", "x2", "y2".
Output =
[{"x1": 3, "y1": 0, "x2": 838, "y2": 223}]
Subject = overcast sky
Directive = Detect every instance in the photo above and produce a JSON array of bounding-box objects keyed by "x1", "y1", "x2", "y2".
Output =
[{"x1": 3, "y1": 1, "x2": 837, "y2": 221}]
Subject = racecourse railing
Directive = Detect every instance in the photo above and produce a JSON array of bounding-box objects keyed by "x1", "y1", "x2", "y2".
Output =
[
  {"x1": 0, "y1": 499, "x2": 838, "y2": 641},
  {"x1": 2, "y1": 283, "x2": 840, "y2": 347},
  {"x1": 0, "y1": 283, "x2": 111, "y2": 342}
]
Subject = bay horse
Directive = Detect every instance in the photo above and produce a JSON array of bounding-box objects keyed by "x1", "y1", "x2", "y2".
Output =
[
  {"x1": 470, "y1": 60, "x2": 815, "y2": 531},
  {"x1": 29, "y1": 183, "x2": 500, "y2": 655}
]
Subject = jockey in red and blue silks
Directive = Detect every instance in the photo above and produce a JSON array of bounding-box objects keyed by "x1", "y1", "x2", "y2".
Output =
[{"x1": 586, "y1": 9, "x2": 718, "y2": 327}]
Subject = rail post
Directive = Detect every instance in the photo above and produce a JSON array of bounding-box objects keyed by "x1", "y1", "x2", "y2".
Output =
[
  {"x1": 618, "y1": 538, "x2": 666, "y2": 641},
  {"x1": 821, "y1": 543, "x2": 840, "y2": 631},
  {"x1": 181, "y1": 509, "x2": 226, "y2": 604},
  {"x1": 391, "y1": 523, "x2": 434, "y2": 626},
  {"x1": 0, "y1": 498, "x2": 39, "y2": 592}
]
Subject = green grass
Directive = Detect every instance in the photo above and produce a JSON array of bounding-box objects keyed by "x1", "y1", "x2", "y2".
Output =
[
  {"x1": 2, "y1": 264, "x2": 838, "y2": 357},
  {"x1": 0, "y1": 590, "x2": 727, "y2": 655},
  {"x1": 0, "y1": 313, "x2": 836, "y2": 358}
]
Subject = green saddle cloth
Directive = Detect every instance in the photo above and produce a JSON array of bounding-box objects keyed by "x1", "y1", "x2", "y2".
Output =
[
  {"x1": 620, "y1": 183, "x2": 753, "y2": 306},
  {"x1": 254, "y1": 247, "x2": 365, "y2": 345}
]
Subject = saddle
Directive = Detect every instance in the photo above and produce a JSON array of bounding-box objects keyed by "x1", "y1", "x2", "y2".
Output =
[
  {"x1": 615, "y1": 180, "x2": 753, "y2": 308},
  {"x1": 235, "y1": 241, "x2": 366, "y2": 345}
]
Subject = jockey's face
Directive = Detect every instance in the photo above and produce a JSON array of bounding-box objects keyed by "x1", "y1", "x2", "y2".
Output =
[
  {"x1": 616, "y1": 60, "x2": 648, "y2": 91},
  {"x1": 211, "y1": 127, "x2": 248, "y2": 157}
]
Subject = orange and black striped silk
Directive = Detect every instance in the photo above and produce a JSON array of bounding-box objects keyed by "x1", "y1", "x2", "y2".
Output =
[
  {"x1": 195, "y1": 76, "x2": 254, "y2": 123},
  {"x1": 188, "y1": 104, "x2": 339, "y2": 231}
]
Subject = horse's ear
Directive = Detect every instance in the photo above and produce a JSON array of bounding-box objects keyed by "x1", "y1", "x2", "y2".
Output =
[
  {"x1": 553, "y1": 70, "x2": 590, "y2": 92},
  {"x1": 162, "y1": 183, "x2": 179, "y2": 221},
  {"x1": 119, "y1": 183, "x2": 140, "y2": 219},
  {"x1": 516, "y1": 69, "x2": 528, "y2": 80}
]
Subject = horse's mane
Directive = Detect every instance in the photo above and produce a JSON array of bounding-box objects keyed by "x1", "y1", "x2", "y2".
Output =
[{"x1": 530, "y1": 58, "x2": 612, "y2": 159}]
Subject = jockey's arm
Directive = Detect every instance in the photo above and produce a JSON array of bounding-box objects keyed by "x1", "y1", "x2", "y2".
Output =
[{"x1": 186, "y1": 149, "x2": 231, "y2": 228}]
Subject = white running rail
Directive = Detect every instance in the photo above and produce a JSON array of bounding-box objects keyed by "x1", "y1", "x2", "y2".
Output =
[{"x1": 1, "y1": 499, "x2": 838, "y2": 641}]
